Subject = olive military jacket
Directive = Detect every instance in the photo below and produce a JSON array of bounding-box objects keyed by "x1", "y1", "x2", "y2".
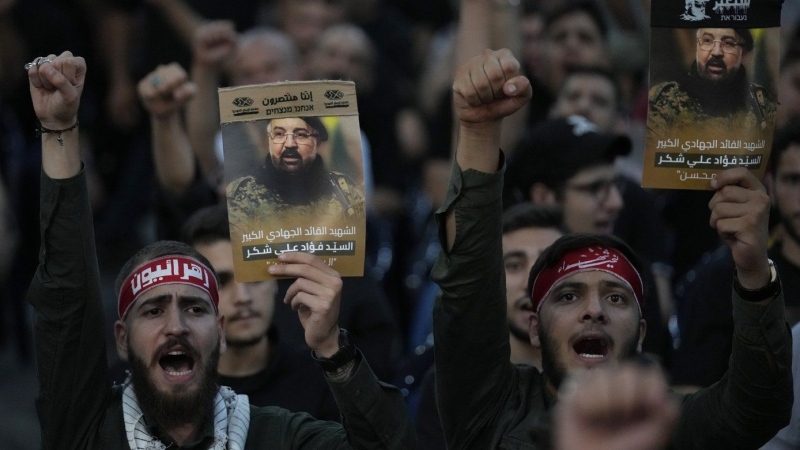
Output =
[{"x1": 430, "y1": 156, "x2": 792, "y2": 450}]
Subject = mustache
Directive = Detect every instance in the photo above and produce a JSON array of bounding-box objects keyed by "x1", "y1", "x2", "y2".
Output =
[
  {"x1": 228, "y1": 307, "x2": 261, "y2": 322},
  {"x1": 280, "y1": 148, "x2": 302, "y2": 159},
  {"x1": 706, "y1": 56, "x2": 725, "y2": 67},
  {"x1": 152, "y1": 335, "x2": 198, "y2": 365}
]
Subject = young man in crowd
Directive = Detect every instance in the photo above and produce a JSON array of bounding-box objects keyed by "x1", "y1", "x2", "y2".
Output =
[
  {"x1": 415, "y1": 203, "x2": 564, "y2": 449},
  {"x1": 433, "y1": 48, "x2": 791, "y2": 449},
  {"x1": 181, "y1": 204, "x2": 340, "y2": 421},
  {"x1": 27, "y1": 51, "x2": 413, "y2": 449}
]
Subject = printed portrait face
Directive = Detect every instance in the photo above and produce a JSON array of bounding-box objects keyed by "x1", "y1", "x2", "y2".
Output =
[
  {"x1": 696, "y1": 28, "x2": 744, "y2": 83},
  {"x1": 267, "y1": 117, "x2": 321, "y2": 174},
  {"x1": 686, "y1": 0, "x2": 708, "y2": 18},
  {"x1": 533, "y1": 270, "x2": 645, "y2": 388}
]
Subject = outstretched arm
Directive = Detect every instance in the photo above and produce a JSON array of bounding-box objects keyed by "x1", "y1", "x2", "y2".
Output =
[
  {"x1": 675, "y1": 168, "x2": 793, "y2": 449},
  {"x1": 186, "y1": 20, "x2": 237, "y2": 187},
  {"x1": 137, "y1": 62, "x2": 197, "y2": 195},
  {"x1": 448, "y1": 48, "x2": 530, "y2": 249},
  {"x1": 268, "y1": 252, "x2": 415, "y2": 449},
  {"x1": 26, "y1": 52, "x2": 109, "y2": 450},
  {"x1": 30, "y1": 52, "x2": 84, "y2": 179},
  {"x1": 432, "y1": 48, "x2": 530, "y2": 448}
]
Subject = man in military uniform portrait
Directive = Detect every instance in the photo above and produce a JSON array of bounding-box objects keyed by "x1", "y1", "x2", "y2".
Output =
[
  {"x1": 648, "y1": 27, "x2": 775, "y2": 137},
  {"x1": 227, "y1": 116, "x2": 365, "y2": 221}
]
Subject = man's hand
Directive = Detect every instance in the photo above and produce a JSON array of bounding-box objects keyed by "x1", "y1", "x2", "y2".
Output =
[
  {"x1": 709, "y1": 168, "x2": 771, "y2": 289},
  {"x1": 28, "y1": 51, "x2": 86, "y2": 130},
  {"x1": 137, "y1": 63, "x2": 196, "y2": 120},
  {"x1": 450, "y1": 48, "x2": 531, "y2": 177},
  {"x1": 192, "y1": 20, "x2": 237, "y2": 70},
  {"x1": 452, "y1": 48, "x2": 531, "y2": 130},
  {"x1": 268, "y1": 252, "x2": 342, "y2": 357},
  {"x1": 555, "y1": 364, "x2": 679, "y2": 450}
]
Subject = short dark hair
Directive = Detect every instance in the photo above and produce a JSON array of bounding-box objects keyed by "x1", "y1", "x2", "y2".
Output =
[
  {"x1": 526, "y1": 233, "x2": 650, "y2": 307},
  {"x1": 562, "y1": 66, "x2": 621, "y2": 111},
  {"x1": 544, "y1": 0, "x2": 609, "y2": 42},
  {"x1": 114, "y1": 240, "x2": 218, "y2": 298},
  {"x1": 181, "y1": 204, "x2": 231, "y2": 247},
  {"x1": 771, "y1": 121, "x2": 800, "y2": 172},
  {"x1": 502, "y1": 203, "x2": 565, "y2": 235}
]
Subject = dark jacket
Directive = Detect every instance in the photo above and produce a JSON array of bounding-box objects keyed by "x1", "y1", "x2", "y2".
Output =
[
  {"x1": 430, "y1": 158, "x2": 792, "y2": 449},
  {"x1": 28, "y1": 168, "x2": 414, "y2": 450}
]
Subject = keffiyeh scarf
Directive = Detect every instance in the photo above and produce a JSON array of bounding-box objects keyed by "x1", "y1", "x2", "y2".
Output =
[{"x1": 121, "y1": 381, "x2": 250, "y2": 450}]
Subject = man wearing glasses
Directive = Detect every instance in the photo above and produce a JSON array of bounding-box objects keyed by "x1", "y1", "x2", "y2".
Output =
[
  {"x1": 649, "y1": 28, "x2": 775, "y2": 134},
  {"x1": 227, "y1": 116, "x2": 365, "y2": 219}
]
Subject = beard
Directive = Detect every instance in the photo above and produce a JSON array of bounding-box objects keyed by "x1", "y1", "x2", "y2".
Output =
[
  {"x1": 538, "y1": 322, "x2": 641, "y2": 390},
  {"x1": 699, "y1": 57, "x2": 728, "y2": 81},
  {"x1": 271, "y1": 148, "x2": 310, "y2": 174},
  {"x1": 128, "y1": 336, "x2": 220, "y2": 430}
]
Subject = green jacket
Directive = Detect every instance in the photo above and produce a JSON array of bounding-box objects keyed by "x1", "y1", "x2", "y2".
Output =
[
  {"x1": 430, "y1": 156, "x2": 792, "y2": 449},
  {"x1": 28, "y1": 169, "x2": 414, "y2": 450}
]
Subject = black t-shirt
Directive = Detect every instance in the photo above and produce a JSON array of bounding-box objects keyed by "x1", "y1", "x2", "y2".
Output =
[{"x1": 219, "y1": 338, "x2": 340, "y2": 422}]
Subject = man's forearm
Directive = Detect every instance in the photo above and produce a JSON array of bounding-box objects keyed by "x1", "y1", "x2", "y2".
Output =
[
  {"x1": 152, "y1": 113, "x2": 196, "y2": 194},
  {"x1": 325, "y1": 356, "x2": 417, "y2": 449},
  {"x1": 186, "y1": 64, "x2": 223, "y2": 184}
]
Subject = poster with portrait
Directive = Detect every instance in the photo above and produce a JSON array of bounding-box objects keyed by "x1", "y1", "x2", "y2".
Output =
[
  {"x1": 219, "y1": 80, "x2": 366, "y2": 282},
  {"x1": 643, "y1": 0, "x2": 782, "y2": 189}
]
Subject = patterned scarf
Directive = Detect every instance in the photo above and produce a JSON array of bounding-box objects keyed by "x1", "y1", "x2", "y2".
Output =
[{"x1": 122, "y1": 380, "x2": 250, "y2": 450}]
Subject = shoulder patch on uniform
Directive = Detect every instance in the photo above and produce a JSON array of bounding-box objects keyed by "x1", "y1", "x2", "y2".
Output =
[
  {"x1": 648, "y1": 81, "x2": 679, "y2": 100},
  {"x1": 226, "y1": 175, "x2": 255, "y2": 198}
]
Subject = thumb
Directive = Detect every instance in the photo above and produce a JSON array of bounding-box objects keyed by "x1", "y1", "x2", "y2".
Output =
[
  {"x1": 503, "y1": 75, "x2": 532, "y2": 103},
  {"x1": 174, "y1": 82, "x2": 197, "y2": 104}
]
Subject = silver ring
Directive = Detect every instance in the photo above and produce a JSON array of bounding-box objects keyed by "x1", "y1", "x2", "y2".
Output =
[
  {"x1": 150, "y1": 74, "x2": 162, "y2": 87},
  {"x1": 24, "y1": 57, "x2": 52, "y2": 70}
]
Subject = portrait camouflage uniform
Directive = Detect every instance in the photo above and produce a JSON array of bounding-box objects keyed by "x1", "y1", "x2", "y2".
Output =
[
  {"x1": 226, "y1": 116, "x2": 365, "y2": 225},
  {"x1": 648, "y1": 75, "x2": 775, "y2": 136},
  {"x1": 648, "y1": 28, "x2": 776, "y2": 138},
  {"x1": 227, "y1": 166, "x2": 365, "y2": 223}
]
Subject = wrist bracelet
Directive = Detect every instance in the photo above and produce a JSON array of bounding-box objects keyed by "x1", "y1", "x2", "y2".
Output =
[
  {"x1": 733, "y1": 259, "x2": 780, "y2": 302},
  {"x1": 36, "y1": 120, "x2": 79, "y2": 146}
]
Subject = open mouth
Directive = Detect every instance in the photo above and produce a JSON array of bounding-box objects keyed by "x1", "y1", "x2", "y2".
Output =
[
  {"x1": 159, "y1": 350, "x2": 195, "y2": 377},
  {"x1": 281, "y1": 150, "x2": 302, "y2": 164},
  {"x1": 572, "y1": 336, "x2": 609, "y2": 359},
  {"x1": 706, "y1": 60, "x2": 725, "y2": 74}
]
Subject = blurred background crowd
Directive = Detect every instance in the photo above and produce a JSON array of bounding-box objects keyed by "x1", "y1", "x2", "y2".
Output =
[{"x1": 2, "y1": 0, "x2": 800, "y2": 448}]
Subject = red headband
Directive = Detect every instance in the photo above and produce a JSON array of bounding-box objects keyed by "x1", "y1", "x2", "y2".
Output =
[
  {"x1": 530, "y1": 245, "x2": 643, "y2": 314},
  {"x1": 118, "y1": 255, "x2": 219, "y2": 319}
]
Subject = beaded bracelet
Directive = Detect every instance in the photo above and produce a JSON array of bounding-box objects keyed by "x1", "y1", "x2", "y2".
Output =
[{"x1": 36, "y1": 120, "x2": 79, "y2": 146}]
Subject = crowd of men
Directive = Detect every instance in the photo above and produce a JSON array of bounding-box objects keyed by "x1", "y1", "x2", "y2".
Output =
[{"x1": 3, "y1": 0, "x2": 800, "y2": 448}]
